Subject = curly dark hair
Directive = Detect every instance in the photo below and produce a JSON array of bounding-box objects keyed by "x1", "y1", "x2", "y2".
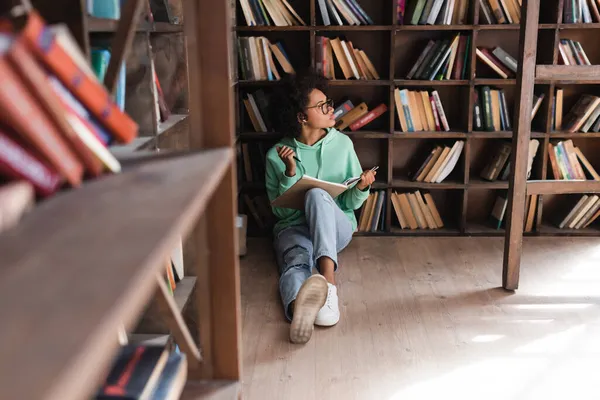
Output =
[{"x1": 269, "y1": 69, "x2": 329, "y2": 138}]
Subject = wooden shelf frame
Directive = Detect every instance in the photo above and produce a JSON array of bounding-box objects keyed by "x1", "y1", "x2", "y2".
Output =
[
  {"x1": 503, "y1": 0, "x2": 600, "y2": 290},
  {"x1": 233, "y1": 0, "x2": 552, "y2": 239},
  {"x1": 0, "y1": 0, "x2": 242, "y2": 398}
]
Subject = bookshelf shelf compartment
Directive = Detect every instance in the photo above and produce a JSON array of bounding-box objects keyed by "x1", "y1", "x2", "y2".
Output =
[{"x1": 0, "y1": 148, "x2": 233, "y2": 400}]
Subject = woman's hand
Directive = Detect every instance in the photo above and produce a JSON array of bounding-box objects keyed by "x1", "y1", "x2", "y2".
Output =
[
  {"x1": 277, "y1": 146, "x2": 296, "y2": 177},
  {"x1": 357, "y1": 169, "x2": 376, "y2": 191}
]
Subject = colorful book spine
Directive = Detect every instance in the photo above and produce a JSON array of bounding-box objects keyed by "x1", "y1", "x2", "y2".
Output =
[
  {"x1": 0, "y1": 130, "x2": 62, "y2": 197},
  {"x1": 21, "y1": 12, "x2": 138, "y2": 144},
  {"x1": 349, "y1": 104, "x2": 388, "y2": 131}
]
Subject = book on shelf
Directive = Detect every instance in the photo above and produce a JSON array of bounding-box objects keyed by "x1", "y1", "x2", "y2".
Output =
[
  {"x1": 317, "y1": 0, "x2": 374, "y2": 26},
  {"x1": 547, "y1": 139, "x2": 600, "y2": 180},
  {"x1": 243, "y1": 90, "x2": 271, "y2": 132},
  {"x1": 394, "y1": 88, "x2": 450, "y2": 132},
  {"x1": 390, "y1": 190, "x2": 444, "y2": 230},
  {"x1": 238, "y1": 36, "x2": 294, "y2": 81},
  {"x1": 334, "y1": 101, "x2": 388, "y2": 131},
  {"x1": 557, "y1": 194, "x2": 600, "y2": 229},
  {"x1": 560, "y1": 94, "x2": 600, "y2": 133},
  {"x1": 0, "y1": 10, "x2": 140, "y2": 201},
  {"x1": 478, "y1": 0, "x2": 521, "y2": 24},
  {"x1": 411, "y1": 140, "x2": 464, "y2": 183},
  {"x1": 357, "y1": 190, "x2": 386, "y2": 232},
  {"x1": 94, "y1": 344, "x2": 187, "y2": 400},
  {"x1": 475, "y1": 46, "x2": 517, "y2": 79},
  {"x1": 238, "y1": 0, "x2": 306, "y2": 26},
  {"x1": 400, "y1": 0, "x2": 471, "y2": 25},
  {"x1": 563, "y1": 0, "x2": 600, "y2": 24},
  {"x1": 406, "y1": 33, "x2": 470, "y2": 81},
  {"x1": 558, "y1": 39, "x2": 591, "y2": 65},
  {"x1": 480, "y1": 139, "x2": 539, "y2": 181},
  {"x1": 316, "y1": 36, "x2": 379, "y2": 80},
  {"x1": 88, "y1": 0, "x2": 120, "y2": 19},
  {"x1": 489, "y1": 191, "x2": 537, "y2": 231}
]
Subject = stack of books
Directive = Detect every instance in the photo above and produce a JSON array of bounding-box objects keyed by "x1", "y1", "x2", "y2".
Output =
[
  {"x1": 357, "y1": 190, "x2": 386, "y2": 232},
  {"x1": 316, "y1": 36, "x2": 379, "y2": 80},
  {"x1": 316, "y1": 0, "x2": 374, "y2": 25},
  {"x1": 406, "y1": 34, "x2": 471, "y2": 81},
  {"x1": 480, "y1": 139, "x2": 539, "y2": 181},
  {"x1": 479, "y1": 0, "x2": 522, "y2": 24},
  {"x1": 333, "y1": 100, "x2": 388, "y2": 131},
  {"x1": 558, "y1": 39, "x2": 592, "y2": 65},
  {"x1": 391, "y1": 190, "x2": 444, "y2": 230},
  {"x1": 547, "y1": 140, "x2": 600, "y2": 180},
  {"x1": 490, "y1": 192, "x2": 538, "y2": 232},
  {"x1": 474, "y1": 88, "x2": 543, "y2": 131},
  {"x1": 411, "y1": 141, "x2": 464, "y2": 183},
  {"x1": 95, "y1": 344, "x2": 187, "y2": 400},
  {"x1": 237, "y1": 37, "x2": 295, "y2": 81},
  {"x1": 0, "y1": 11, "x2": 137, "y2": 201},
  {"x1": 563, "y1": 0, "x2": 600, "y2": 24},
  {"x1": 394, "y1": 88, "x2": 450, "y2": 132},
  {"x1": 557, "y1": 194, "x2": 600, "y2": 229},
  {"x1": 399, "y1": 0, "x2": 471, "y2": 25},
  {"x1": 475, "y1": 46, "x2": 518, "y2": 79},
  {"x1": 238, "y1": 0, "x2": 306, "y2": 26}
]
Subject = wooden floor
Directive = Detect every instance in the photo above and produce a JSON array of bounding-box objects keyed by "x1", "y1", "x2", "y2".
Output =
[{"x1": 240, "y1": 236, "x2": 600, "y2": 400}]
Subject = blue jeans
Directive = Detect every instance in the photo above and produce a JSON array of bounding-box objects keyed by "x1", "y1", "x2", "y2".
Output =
[{"x1": 274, "y1": 188, "x2": 354, "y2": 321}]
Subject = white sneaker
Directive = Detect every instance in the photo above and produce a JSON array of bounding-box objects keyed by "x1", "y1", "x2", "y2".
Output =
[
  {"x1": 289, "y1": 275, "x2": 328, "y2": 344},
  {"x1": 315, "y1": 283, "x2": 340, "y2": 327}
]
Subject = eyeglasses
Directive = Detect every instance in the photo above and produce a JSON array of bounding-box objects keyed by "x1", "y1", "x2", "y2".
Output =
[{"x1": 306, "y1": 98, "x2": 334, "y2": 115}]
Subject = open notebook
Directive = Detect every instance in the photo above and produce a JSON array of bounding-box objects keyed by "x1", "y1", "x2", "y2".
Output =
[{"x1": 271, "y1": 167, "x2": 377, "y2": 210}]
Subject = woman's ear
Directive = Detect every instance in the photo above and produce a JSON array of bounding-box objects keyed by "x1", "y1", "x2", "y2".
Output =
[{"x1": 297, "y1": 112, "x2": 308, "y2": 125}]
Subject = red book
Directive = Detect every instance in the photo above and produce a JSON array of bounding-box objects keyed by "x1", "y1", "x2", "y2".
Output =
[
  {"x1": 20, "y1": 11, "x2": 138, "y2": 144},
  {"x1": 453, "y1": 36, "x2": 467, "y2": 80},
  {"x1": 6, "y1": 38, "x2": 104, "y2": 177},
  {"x1": 0, "y1": 129, "x2": 62, "y2": 197},
  {"x1": 349, "y1": 104, "x2": 388, "y2": 131},
  {"x1": 0, "y1": 54, "x2": 83, "y2": 186}
]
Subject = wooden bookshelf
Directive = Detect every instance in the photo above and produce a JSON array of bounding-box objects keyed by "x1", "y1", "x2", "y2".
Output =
[
  {"x1": 0, "y1": 0, "x2": 241, "y2": 398},
  {"x1": 234, "y1": 0, "x2": 600, "y2": 244}
]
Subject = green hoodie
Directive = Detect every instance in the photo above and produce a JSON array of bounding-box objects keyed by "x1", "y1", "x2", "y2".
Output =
[{"x1": 265, "y1": 128, "x2": 370, "y2": 235}]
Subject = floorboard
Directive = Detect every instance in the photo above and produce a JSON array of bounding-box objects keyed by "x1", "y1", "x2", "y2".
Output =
[{"x1": 240, "y1": 236, "x2": 600, "y2": 400}]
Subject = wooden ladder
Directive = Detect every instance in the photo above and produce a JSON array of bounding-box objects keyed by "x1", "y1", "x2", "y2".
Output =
[{"x1": 503, "y1": 0, "x2": 600, "y2": 290}]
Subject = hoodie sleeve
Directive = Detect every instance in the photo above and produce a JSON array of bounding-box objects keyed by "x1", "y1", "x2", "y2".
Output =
[
  {"x1": 337, "y1": 141, "x2": 370, "y2": 210},
  {"x1": 265, "y1": 148, "x2": 302, "y2": 220}
]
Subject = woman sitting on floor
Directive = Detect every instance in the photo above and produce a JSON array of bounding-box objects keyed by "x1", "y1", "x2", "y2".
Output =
[{"x1": 265, "y1": 71, "x2": 376, "y2": 344}]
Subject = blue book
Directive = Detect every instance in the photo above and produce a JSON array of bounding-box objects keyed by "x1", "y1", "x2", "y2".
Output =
[{"x1": 90, "y1": 0, "x2": 120, "y2": 19}]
